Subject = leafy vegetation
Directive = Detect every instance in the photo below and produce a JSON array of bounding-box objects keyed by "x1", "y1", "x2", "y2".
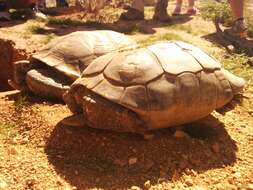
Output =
[
  {"x1": 46, "y1": 16, "x2": 85, "y2": 26},
  {"x1": 26, "y1": 24, "x2": 49, "y2": 34},
  {"x1": 43, "y1": 33, "x2": 57, "y2": 44},
  {"x1": 248, "y1": 23, "x2": 253, "y2": 38},
  {"x1": 138, "y1": 32, "x2": 185, "y2": 47},
  {"x1": 199, "y1": 0, "x2": 233, "y2": 26},
  {"x1": 0, "y1": 122, "x2": 17, "y2": 138},
  {"x1": 13, "y1": 93, "x2": 29, "y2": 108}
]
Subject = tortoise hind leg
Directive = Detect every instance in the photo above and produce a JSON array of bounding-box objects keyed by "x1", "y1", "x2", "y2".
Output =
[
  {"x1": 9, "y1": 60, "x2": 32, "y2": 91},
  {"x1": 81, "y1": 91, "x2": 148, "y2": 134}
]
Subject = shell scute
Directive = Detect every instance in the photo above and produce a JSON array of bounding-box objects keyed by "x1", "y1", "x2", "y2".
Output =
[
  {"x1": 174, "y1": 41, "x2": 221, "y2": 70},
  {"x1": 93, "y1": 80, "x2": 124, "y2": 103},
  {"x1": 147, "y1": 75, "x2": 179, "y2": 111},
  {"x1": 148, "y1": 42, "x2": 203, "y2": 75},
  {"x1": 104, "y1": 49, "x2": 164, "y2": 86},
  {"x1": 120, "y1": 85, "x2": 149, "y2": 112}
]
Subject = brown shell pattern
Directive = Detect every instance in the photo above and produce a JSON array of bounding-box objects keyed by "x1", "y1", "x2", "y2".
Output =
[{"x1": 78, "y1": 41, "x2": 224, "y2": 115}]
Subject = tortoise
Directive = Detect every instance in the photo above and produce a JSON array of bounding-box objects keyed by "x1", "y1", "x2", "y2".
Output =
[
  {"x1": 62, "y1": 41, "x2": 245, "y2": 134},
  {"x1": 8, "y1": 30, "x2": 137, "y2": 100}
]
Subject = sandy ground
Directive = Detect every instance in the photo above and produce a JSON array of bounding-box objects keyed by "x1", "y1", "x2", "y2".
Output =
[{"x1": 0, "y1": 2, "x2": 253, "y2": 190}]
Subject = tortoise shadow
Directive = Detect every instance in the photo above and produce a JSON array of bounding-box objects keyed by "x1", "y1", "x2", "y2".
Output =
[{"x1": 45, "y1": 114, "x2": 237, "y2": 189}]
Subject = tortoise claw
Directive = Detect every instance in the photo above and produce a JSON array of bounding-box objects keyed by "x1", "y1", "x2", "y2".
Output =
[
  {"x1": 8, "y1": 79, "x2": 28, "y2": 91},
  {"x1": 61, "y1": 114, "x2": 86, "y2": 128}
]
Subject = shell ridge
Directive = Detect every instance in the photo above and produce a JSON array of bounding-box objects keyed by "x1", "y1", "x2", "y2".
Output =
[{"x1": 145, "y1": 48, "x2": 166, "y2": 73}]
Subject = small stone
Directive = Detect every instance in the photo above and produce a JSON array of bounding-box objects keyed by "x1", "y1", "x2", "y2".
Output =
[
  {"x1": 211, "y1": 143, "x2": 220, "y2": 153},
  {"x1": 144, "y1": 180, "x2": 151, "y2": 189},
  {"x1": 0, "y1": 180, "x2": 8, "y2": 189},
  {"x1": 185, "y1": 178, "x2": 193, "y2": 186},
  {"x1": 7, "y1": 147, "x2": 18, "y2": 155},
  {"x1": 95, "y1": 178, "x2": 100, "y2": 183},
  {"x1": 174, "y1": 130, "x2": 190, "y2": 138},
  {"x1": 227, "y1": 45, "x2": 235, "y2": 53},
  {"x1": 9, "y1": 138, "x2": 18, "y2": 145},
  {"x1": 227, "y1": 177, "x2": 234, "y2": 184},
  {"x1": 246, "y1": 184, "x2": 253, "y2": 190},
  {"x1": 20, "y1": 137, "x2": 29, "y2": 144},
  {"x1": 233, "y1": 172, "x2": 241, "y2": 178},
  {"x1": 179, "y1": 159, "x2": 188, "y2": 169},
  {"x1": 131, "y1": 185, "x2": 141, "y2": 190},
  {"x1": 128, "y1": 157, "x2": 138, "y2": 165},
  {"x1": 114, "y1": 159, "x2": 126, "y2": 167},
  {"x1": 143, "y1": 133, "x2": 155, "y2": 140}
]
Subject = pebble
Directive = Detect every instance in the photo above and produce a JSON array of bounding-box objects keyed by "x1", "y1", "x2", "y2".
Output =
[
  {"x1": 20, "y1": 137, "x2": 29, "y2": 144},
  {"x1": 131, "y1": 185, "x2": 141, "y2": 190},
  {"x1": 233, "y1": 172, "x2": 241, "y2": 178},
  {"x1": 144, "y1": 180, "x2": 151, "y2": 189},
  {"x1": 114, "y1": 159, "x2": 126, "y2": 167},
  {"x1": 246, "y1": 184, "x2": 253, "y2": 190},
  {"x1": 173, "y1": 130, "x2": 190, "y2": 138},
  {"x1": 9, "y1": 138, "x2": 18, "y2": 145},
  {"x1": 211, "y1": 143, "x2": 220, "y2": 153},
  {"x1": 128, "y1": 157, "x2": 138, "y2": 165},
  {"x1": 143, "y1": 133, "x2": 154, "y2": 140},
  {"x1": 0, "y1": 180, "x2": 8, "y2": 189},
  {"x1": 7, "y1": 147, "x2": 18, "y2": 155},
  {"x1": 185, "y1": 178, "x2": 193, "y2": 186}
]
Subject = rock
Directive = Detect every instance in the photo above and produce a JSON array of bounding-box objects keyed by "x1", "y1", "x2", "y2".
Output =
[
  {"x1": 173, "y1": 130, "x2": 190, "y2": 138},
  {"x1": 144, "y1": 180, "x2": 151, "y2": 189},
  {"x1": 185, "y1": 178, "x2": 193, "y2": 186},
  {"x1": 227, "y1": 45, "x2": 235, "y2": 53},
  {"x1": 131, "y1": 186, "x2": 141, "y2": 190},
  {"x1": 233, "y1": 172, "x2": 241, "y2": 178},
  {"x1": 0, "y1": 38, "x2": 27, "y2": 91},
  {"x1": 143, "y1": 133, "x2": 155, "y2": 140},
  {"x1": 20, "y1": 137, "x2": 29, "y2": 144},
  {"x1": 114, "y1": 159, "x2": 126, "y2": 167},
  {"x1": 128, "y1": 157, "x2": 138, "y2": 165},
  {"x1": 0, "y1": 180, "x2": 8, "y2": 189},
  {"x1": 7, "y1": 147, "x2": 18, "y2": 155},
  {"x1": 9, "y1": 138, "x2": 18, "y2": 145},
  {"x1": 211, "y1": 143, "x2": 220, "y2": 153},
  {"x1": 246, "y1": 184, "x2": 253, "y2": 190},
  {"x1": 179, "y1": 159, "x2": 188, "y2": 169}
]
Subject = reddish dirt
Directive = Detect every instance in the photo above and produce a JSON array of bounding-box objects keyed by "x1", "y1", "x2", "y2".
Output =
[
  {"x1": 0, "y1": 39, "x2": 28, "y2": 91},
  {"x1": 0, "y1": 2, "x2": 253, "y2": 190}
]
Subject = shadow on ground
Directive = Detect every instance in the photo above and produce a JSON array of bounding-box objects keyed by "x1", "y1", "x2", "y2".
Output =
[
  {"x1": 45, "y1": 114, "x2": 237, "y2": 189},
  {"x1": 45, "y1": 15, "x2": 193, "y2": 36},
  {"x1": 202, "y1": 32, "x2": 253, "y2": 56}
]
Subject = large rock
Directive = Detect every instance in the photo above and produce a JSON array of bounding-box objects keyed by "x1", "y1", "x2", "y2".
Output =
[{"x1": 0, "y1": 39, "x2": 27, "y2": 91}]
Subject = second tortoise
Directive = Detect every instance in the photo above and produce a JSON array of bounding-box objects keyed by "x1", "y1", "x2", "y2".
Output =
[{"x1": 8, "y1": 30, "x2": 137, "y2": 100}]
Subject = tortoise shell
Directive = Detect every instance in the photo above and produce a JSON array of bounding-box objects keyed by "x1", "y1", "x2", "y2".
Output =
[
  {"x1": 31, "y1": 30, "x2": 137, "y2": 80},
  {"x1": 64, "y1": 41, "x2": 245, "y2": 132}
]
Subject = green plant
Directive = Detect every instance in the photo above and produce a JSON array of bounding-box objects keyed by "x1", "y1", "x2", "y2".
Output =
[
  {"x1": 0, "y1": 122, "x2": 17, "y2": 138},
  {"x1": 46, "y1": 16, "x2": 85, "y2": 26},
  {"x1": 200, "y1": 0, "x2": 233, "y2": 26},
  {"x1": 26, "y1": 24, "x2": 48, "y2": 34},
  {"x1": 138, "y1": 32, "x2": 184, "y2": 47},
  {"x1": 43, "y1": 33, "x2": 56, "y2": 44},
  {"x1": 13, "y1": 93, "x2": 29, "y2": 108},
  {"x1": 248, "y1": 23, "x2": 253, "y2": 38}
]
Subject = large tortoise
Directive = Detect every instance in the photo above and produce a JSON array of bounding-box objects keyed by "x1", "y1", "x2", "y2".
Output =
[
  {"x1": 62, "y1": 41, "x2": 245, "y2": 133},
  {"x1": 8, "y1": 30, "x2": 137, "y2": 100}
]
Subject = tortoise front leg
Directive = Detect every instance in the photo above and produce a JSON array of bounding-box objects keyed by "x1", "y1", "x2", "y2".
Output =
[{"x1": 8, "y1": 60, "x2": 32, "y2": 91}]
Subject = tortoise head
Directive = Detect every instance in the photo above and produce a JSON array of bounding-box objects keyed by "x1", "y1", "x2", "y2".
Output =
[{"x1": 221, "y1": 68, "x2": 246, "y2": 95}]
